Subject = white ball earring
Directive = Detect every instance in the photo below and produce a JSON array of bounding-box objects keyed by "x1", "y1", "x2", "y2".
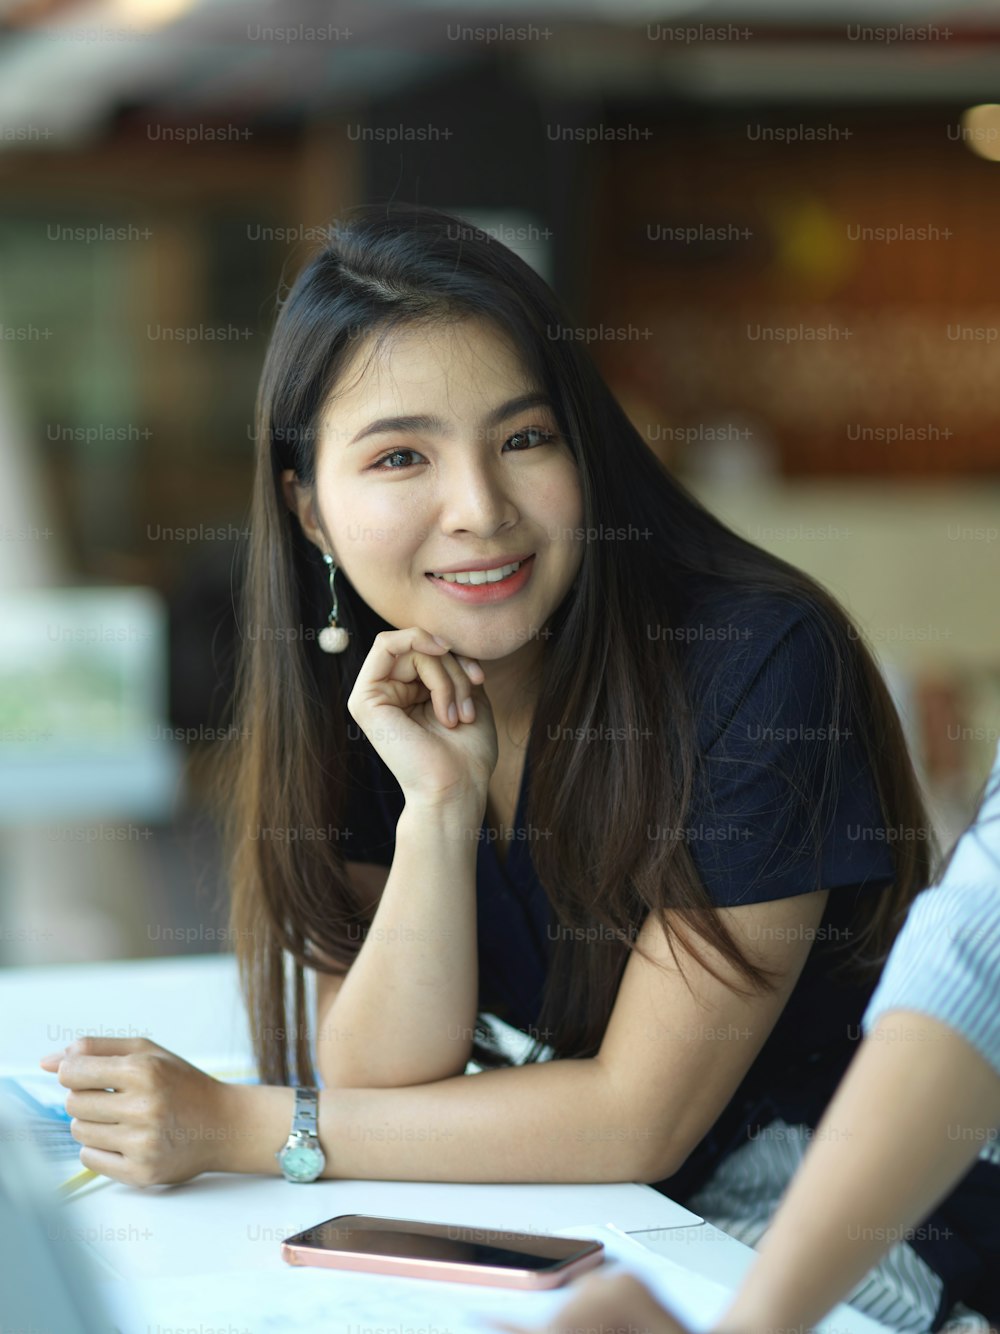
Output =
[{"x1": 319, "y1": 553, "x2": 350, "y2": 653}]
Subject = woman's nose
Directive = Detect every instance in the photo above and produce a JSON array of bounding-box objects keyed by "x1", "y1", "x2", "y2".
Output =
[{"x1": 437, "y1": 460, "x2": 517, "y2": 534}]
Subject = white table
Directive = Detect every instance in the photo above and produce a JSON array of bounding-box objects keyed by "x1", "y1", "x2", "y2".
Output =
[{"x1": 1, "y1": 955, "x2": 887, "y2": 1332}]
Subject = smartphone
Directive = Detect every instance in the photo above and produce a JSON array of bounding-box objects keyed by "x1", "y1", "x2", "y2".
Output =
[{"x1": 281, "y1": 1212, "x2": 604, "y2": 1290}]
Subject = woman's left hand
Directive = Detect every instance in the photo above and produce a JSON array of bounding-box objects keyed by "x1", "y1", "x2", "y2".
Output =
[
  {"x1": 39, "y1": 1037, "x2": 227, "y2": 1186},
  {"x1": 489, "y1": 1270, "x2": 691, "y2": 1334}
]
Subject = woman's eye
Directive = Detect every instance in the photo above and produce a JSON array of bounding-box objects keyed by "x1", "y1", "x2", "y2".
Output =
[
  {"x1": 505, "y1": 426, "x2": 558, "y2": 451},
  {"x1": 371, "y1": 448, "x2": 422, "y2": 471},
  {"x1": 370, "y1": 427, "x2": 557, "y2": 472}
]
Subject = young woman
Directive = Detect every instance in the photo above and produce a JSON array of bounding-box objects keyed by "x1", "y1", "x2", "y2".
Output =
[
  {"x1": 502, "y1": 746, "x2": 1000, "y2": 1333},
  {"x1": 39, "y1": 205, "x2": 970, "y2": 1327}
]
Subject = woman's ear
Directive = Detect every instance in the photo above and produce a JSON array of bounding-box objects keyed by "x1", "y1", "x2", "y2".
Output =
[{"x1": 280, "y1": 469, "x2": 330, "y2": 555}]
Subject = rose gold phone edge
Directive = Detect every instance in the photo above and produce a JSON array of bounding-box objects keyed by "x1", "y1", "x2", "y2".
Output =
[{"x1": 280, "y1": 1217, "x2": 605, "y2": 1290}]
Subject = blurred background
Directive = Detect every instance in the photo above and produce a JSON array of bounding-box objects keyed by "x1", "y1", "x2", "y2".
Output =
[{"x1": 1, "y1": 0, "x2": 998, "y2": 965}]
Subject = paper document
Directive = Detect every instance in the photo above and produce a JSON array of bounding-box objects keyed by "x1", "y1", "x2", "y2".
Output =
[
  {"x1": 93, "y1": 1221, "x2": 732, "y2": 1333},
  {"x1": 95, "y1": 1220, "x2": 890, "y2": 1334}
]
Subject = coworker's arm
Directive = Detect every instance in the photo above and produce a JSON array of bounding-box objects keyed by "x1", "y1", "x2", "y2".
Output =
[
  {"x1": 713, "y1": 1009, "x2": 1000, "y2": 1334},
  {"x1": 316, "y1": 797, "x2": 482, "y2": 1089},
  {"x1": 493, "y1": 1010, "x2": 1000, "y2": 1334},
  {"x1": 43, "y1": 891, "x2": 827, "y2": 1186}
]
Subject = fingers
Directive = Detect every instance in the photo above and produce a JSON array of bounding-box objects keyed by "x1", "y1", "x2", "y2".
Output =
[
  {"x1": 65, "y1": 1088, "x2": 120, "y2": 1123},
  {"x1": 537, "y1": 1272, "x2": 685, "y2": 1333},
  {"x1": 454, "y1": 653, "x2": 485, "y2": 684},
  {"x1": 435, "y1": 651, "x2": 477, "y2": 725},
  {"x1": 70, "y1": 1117, "x2": 122, "y2": 1153},
  {"x1": 351, "y1": 628, "x2": 483, "y2": 729},
  {"x1": 389, "y1": 648, "x2": 464, "y2": 728},
  {"x1": 71, "y1": 1037, "x2": 152, "y2": 1055},
  {"x1": 422, "y1": 648, "x2": 486, "y2": 725},
  {"x1": 40, "y1": 1035, "x2": 151, "y2": 1067},
  {"x1": 360, "y1": 626, "x2": 452, "y2": 685},
  {"x1": 42, "y1": 1038, "x2": 160, "y2": 1095},
  {"x1": 76, "y1": 1145, "x2": 130, "y2": 1184},
  {"x1": 56, "y1": 1054, "x2": 135, "y2": 1091}
]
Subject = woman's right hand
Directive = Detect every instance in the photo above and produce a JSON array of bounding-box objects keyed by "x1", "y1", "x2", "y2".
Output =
[
  {"x1": 489, "y1": 1272, "x2": 691, "y2": 1334},
  {"x1": 346, "y1": 627, "x2": 499, "y2": 810}
]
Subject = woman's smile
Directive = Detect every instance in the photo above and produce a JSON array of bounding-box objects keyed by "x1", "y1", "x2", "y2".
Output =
[{"x1": 425, "y1": 553, "x2": 536, "y2": 603}]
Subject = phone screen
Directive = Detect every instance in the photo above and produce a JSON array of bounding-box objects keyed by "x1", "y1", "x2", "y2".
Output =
[{"x1": 288, "y1": 1215, "x2": 597, "y2": 1273}]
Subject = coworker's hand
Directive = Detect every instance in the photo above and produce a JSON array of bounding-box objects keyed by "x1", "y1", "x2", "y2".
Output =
[
  {"x1": 348, "y1": 626, "x2": 498, "y2": 808},
  {"x1": 489, "y1": 1270, "x2": 690, "y2": 1334},
  {"x1": 38, "y1": 1037, "x2": 226, "y2": 1187}
]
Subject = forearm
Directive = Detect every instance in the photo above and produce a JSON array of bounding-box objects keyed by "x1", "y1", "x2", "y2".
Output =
[
  {"x1": 715, "y1": 1010, "x2": 1000, "y2": 1334},
  {"x1": 217, "y1": 1056, "x2": 658, "y2": 1183},
  {"x1": 321, "y1": 800, "x2": 482, "y2": 1088}
]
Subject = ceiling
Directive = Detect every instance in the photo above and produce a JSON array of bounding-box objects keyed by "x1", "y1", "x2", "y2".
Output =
[{"x1": 1, "y1": 0, "x2": 999, "y2": 149}]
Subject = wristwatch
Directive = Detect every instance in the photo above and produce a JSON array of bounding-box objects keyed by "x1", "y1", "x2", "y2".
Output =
[{"x1": 276, "y1": 1087, "x2": 326, "y2": 1183}]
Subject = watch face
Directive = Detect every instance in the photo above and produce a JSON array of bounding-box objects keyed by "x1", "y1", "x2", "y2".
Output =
[{"x1": 279, "y1": 1142, "x2": 325, "y2": 1183}]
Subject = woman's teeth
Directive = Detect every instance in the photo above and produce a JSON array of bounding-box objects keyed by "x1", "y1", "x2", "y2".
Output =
[{"x1": 432, "y1": 560, "x2": 523, "y2": 586}]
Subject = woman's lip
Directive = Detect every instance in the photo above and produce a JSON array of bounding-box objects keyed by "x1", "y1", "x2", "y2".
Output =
[
  {"x1": 425, "y1": 552, "x2": 535, "y2": 575},
  {"x1": 425, "y1": 554, "x2": 536, "y2": 602}
]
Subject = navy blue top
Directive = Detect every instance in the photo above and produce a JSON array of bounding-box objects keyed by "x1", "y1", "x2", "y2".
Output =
[
  {"x1": 337, "y1": 583, "x2": 996, "y2": 1319},
  {"x1": 340, "y1": 587, "x2": 894, "y2": 1079}
]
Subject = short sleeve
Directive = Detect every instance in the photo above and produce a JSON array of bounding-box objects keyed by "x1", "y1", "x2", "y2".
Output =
[
  {"x1": 683, "y1": 602, "x2": 895, "y2": 907},
  {"x1": 863, "y1": 741, "x2": 1000, "y2": 1079}
]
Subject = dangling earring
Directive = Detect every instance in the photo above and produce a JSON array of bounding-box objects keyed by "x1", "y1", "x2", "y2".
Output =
[{"x1": 318, "y1": 553, "x2": 350, "y2": 653}]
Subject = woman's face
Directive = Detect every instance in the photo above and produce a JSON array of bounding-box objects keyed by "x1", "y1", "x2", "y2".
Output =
[{"x1": 283, "y1": 316, "x2": 585, "y2": 666}]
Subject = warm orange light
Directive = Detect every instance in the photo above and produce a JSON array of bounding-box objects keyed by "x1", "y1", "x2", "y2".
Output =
[
  {"x1": 110, "y1": 0, "x2": 196, "y2": 29},
  {"x1": 959, "y1": 104, "x2": 1000, "y2": 162}
]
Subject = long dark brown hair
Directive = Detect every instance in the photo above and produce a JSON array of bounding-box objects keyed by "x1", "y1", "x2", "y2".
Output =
[{"x1": 215, "y1": 203, "x2": 936, "y2": 1086}]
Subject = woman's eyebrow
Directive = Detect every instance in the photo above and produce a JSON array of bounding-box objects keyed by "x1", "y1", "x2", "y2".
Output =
[{"x1": 346, "y1": 392, "x2": 555, "y2": 448}]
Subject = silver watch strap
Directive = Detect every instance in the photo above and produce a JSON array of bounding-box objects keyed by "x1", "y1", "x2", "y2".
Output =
[{"x1": 292, "y1": 1086, "x2": 319, "y2": 1137}]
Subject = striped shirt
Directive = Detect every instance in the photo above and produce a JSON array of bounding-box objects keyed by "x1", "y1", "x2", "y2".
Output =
[{"x1": 863, "y1": 739, "x2": 1000, "y2": 1091}]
